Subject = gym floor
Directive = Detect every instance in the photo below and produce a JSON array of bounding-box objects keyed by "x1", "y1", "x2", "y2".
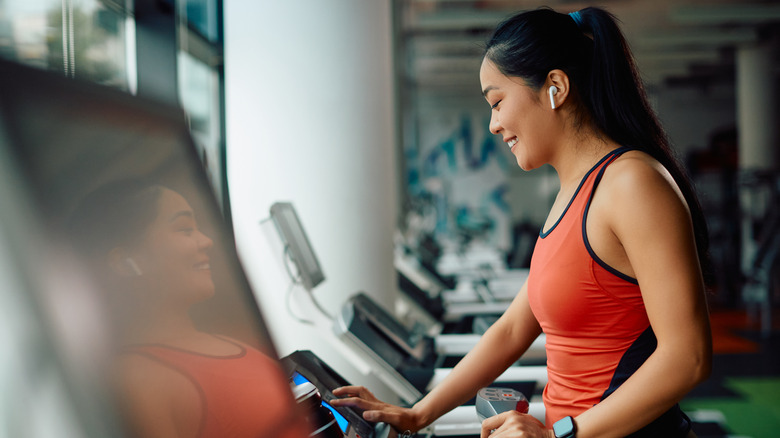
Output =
[{"x1": 682, "y1": 309, "x2": 780, "y2": 438}]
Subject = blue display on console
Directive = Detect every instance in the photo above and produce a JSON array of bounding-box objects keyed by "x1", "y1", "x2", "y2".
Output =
[
  {"x1": 292, "y1": 372, "x2": 349, "y2": 433},
  {"x1": 322, "y1": 401, "x2": 349, "y2": 433},
  {"x1": 292, "y1": 372, "x2": 310, "y2": 386}
]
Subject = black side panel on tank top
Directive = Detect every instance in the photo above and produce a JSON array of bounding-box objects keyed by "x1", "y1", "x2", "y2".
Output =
[{"x1": 600, "y1": 326, "x2": 691, "y2": 437}]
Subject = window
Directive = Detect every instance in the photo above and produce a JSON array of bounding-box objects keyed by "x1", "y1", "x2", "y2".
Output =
[{"x1": 0, "y1": 0, "x2": 131, "y2": 90}]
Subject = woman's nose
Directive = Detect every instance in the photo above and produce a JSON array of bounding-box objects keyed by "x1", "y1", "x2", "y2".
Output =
[
  {"x1": 489, "y1": 112, "x2": 501, "y2": 135},
  {"x1": 198, "y1": 231, "x2": 214, "y2": 251}
]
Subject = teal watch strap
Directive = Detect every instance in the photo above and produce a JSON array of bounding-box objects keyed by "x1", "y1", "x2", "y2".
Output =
[{"x1": 553, "y1": 416, "x2": 576, "y2": 438}]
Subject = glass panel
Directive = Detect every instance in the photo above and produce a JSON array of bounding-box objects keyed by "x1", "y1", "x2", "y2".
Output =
[
  {"x1": 178, "y1": 50, "x2": 224, "y2": 205},
  {"x1": 0, "y1": 213, "x2": 89, "y2": 438},
  {"x1": 181, "y1": 0, "x2": 218, "y2": 42},
  {"x1": 70, "y1": 0, "x2": 128, "y2": 87},
  {"x1": 1, "y1": 62, "x2": 307, "y2": 437},
  {"x1": 0, "y1": 0, "x2": 129, "y2": 90},
  {"x1": 0, "y1": 0, "x2": 61, "y2": 70}
]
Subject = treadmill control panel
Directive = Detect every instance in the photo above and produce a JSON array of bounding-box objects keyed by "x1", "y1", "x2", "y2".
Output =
[
  {"x1": 282, "y1": 350, "x2": 392, "y2": 438},
  {"x1": 475, "y1": 387, "x2": 529, "y2": 422}
]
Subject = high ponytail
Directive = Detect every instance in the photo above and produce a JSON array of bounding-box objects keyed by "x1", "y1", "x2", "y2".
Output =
[{"x1": 485, "y1": 7, "x2": 712, "y2": 284}]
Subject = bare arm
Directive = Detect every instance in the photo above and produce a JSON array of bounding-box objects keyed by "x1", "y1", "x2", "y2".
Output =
[
  {"x1": 413, "y1": 281, "x2": 542, "y2": 426},
  {"x1": 331, "y1": 280, "x2": 542, "y2": 432}
]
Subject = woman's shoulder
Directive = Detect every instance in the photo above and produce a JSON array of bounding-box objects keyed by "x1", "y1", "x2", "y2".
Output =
[
  {"x1": 602, "y1": 149, "x2": 684, "y2": 203},
  {"x1": 610, "y1": 149, "x2": 669, "y2": 178},
  {"x1": 596, "y1": 148, "x2": 692, "y2": 237}
]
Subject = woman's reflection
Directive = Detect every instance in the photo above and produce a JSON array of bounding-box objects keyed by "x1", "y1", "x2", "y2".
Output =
[{"x1": 68, "y1": 180, "x2": 309, "y2": 438}]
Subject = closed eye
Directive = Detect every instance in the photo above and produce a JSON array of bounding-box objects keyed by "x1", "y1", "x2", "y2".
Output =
[{"x1": 491, "y1": 100, "x2": 501, "y2": 109}]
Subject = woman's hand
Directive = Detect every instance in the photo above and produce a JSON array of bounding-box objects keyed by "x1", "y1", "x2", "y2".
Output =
[
  {"x1": 480, "y1": 411, "x2": 554, "y2": 438},
  {"x1": 330, "y1": 386, "x2": 425, "y2": 433}
]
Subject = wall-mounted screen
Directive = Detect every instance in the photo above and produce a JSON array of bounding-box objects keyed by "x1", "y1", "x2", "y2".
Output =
[{"x1": 270, "y1": 202, "x2": 326, "y2": 291}]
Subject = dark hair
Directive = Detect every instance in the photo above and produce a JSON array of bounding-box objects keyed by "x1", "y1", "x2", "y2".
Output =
[
  {"x1": 67, "y1": 179, "x2": 165, "y2": 258},
  {"x1": 485, "y1": 7, "x2": 712, "y2": 283}
]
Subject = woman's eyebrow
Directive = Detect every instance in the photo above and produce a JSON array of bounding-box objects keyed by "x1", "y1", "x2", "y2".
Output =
[
  {"x1": 169, "y1": 210, "x2": 194, "y2": 223},
  {"x1": 482, "y1": 85, "x2": 498, "y2": 97}
]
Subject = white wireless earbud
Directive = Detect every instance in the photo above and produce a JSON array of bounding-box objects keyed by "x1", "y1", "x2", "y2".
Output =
[
  {"x1": 125, "y1": 258, "x2": 143, "y2": 276},
  {"x1": 548, "y1": 86, "x2": 558, "y2": 110}
]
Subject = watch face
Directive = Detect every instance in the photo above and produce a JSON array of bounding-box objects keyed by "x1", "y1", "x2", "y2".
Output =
[{"x1": 553, "y1": 416, "x2": 575, "y2": 437}]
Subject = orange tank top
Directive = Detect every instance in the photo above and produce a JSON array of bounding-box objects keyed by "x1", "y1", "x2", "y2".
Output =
[
  {"x1": 527, "y1": 148, "x2": 690, "y2": 436},
  {"x1": 128, "y1": 337, "x2": 310, "y2": 438}
]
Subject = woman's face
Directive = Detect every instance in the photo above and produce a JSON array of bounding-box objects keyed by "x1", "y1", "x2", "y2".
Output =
[
  {"x1": 129, "y1": 188, "x2": 215, "y2": 305},
  {"x1": 479, "y1": 58, "x2": 558, "y2": 170}
]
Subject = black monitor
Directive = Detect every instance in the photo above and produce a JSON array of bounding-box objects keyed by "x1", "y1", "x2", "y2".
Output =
[
  {"x1": 0, "y1": 60, "x2": 306, "y2": 438},
  {"x1": 270, "y1": 202, "x2": 326, "y2": 291}
]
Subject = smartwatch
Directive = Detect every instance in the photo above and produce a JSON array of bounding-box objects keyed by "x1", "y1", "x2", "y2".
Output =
[{"x1": 553, "y1": 416, "x2": 576, "y2": 438}]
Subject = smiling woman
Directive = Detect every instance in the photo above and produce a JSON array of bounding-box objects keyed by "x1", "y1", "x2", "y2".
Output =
[
  {"x1": 331, "y1": 7, "x2": 712, "y2": 438},
  {"x1": 68, "y1": 181, "x2": 217, "y2": 323},
  {"x1": 480, "y1": 60, "x2": 560, "y2": 172},
  {"x1": 67, "y1": 179, "x2": 310, "y2": 438}
]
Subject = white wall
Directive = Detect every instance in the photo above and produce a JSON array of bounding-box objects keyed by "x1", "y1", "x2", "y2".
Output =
[{"x1": 224, "y1": 1, "x2": 399, "y2": 399}]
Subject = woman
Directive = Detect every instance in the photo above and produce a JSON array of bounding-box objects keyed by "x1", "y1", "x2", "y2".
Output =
[
  {"x1": 330, "y1": 7, "x2": 712, "y2": 438},
  {"x1": 68, "y1": 180, "x2": 309, "y2": 438}
]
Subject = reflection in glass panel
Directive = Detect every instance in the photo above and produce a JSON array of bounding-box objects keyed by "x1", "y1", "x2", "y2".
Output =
[
  {"x1": 0, "y1": 61, "x2": 309, "y2": 438},
  {"x1": 181, "y1": 0, "x2": 218, "y2": 42},
  {"x1": 0, "y1": 0, "x2": 61, "y2": 69},
  {"x1": 0, "y1": 215, "x2": 96, "y2": 437},
  {"x1": 0, "y1": 0, "x2": 128, "y2": 89},
  {"x1": 178, "y1": 50, "x2": 224, "y2": 206},
  {"x1": 179, "y1": 51, "x2": 218, "y2": 137}
]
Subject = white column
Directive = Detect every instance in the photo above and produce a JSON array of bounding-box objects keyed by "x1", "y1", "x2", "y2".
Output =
[
  {"x1": 224, "y1": 1, "x2": 399, "y2": 398},
  {"x1": 736, "y1": 42, "x2": 778, "y2": 170},
  {"x1": 736, "y1": 41, "x2": 778, "y2": 333}
]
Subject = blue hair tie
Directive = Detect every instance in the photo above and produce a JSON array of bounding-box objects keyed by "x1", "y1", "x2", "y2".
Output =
[{"x1": 568, "y1": 11, "x2": 584, "y2": 28}]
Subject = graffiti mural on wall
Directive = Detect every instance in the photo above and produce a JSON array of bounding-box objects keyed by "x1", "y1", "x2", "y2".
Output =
[{"x1": 407, "y1": 112, "x2": 515, "y2": 250}]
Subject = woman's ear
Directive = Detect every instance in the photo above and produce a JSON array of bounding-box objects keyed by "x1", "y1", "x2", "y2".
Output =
[
  {"x1": 546, "y1": 69, "x2": 570, "y2": 110},
  {"x1": 107, "y1": 247, "x2": 142, "y2": 277}
]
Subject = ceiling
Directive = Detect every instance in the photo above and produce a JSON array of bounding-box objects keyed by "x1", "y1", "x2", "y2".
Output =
[{"x1": 398, "y1": 0, "x2": 780, "y2": 102}]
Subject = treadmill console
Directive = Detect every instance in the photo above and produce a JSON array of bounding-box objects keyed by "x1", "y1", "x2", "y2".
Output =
[
  {"x1": 475, "y1": 387, "x2": 529, "y2": 422},
  {"x1": 282, "y1": 350, "x2": 391, "y2": 438}
]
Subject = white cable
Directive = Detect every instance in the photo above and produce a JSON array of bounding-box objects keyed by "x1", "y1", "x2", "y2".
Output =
[
  {"x1": 308, "y1": 290, "x2": 333, "y2": 320},
  {"x1": 281, "y1": 245, "x2": 299, "y2": 283},
  {"x1": 285, "y1": 280, "x2": 314, "y2": 326},
  {"x1": 281, "y1": 245, "x2": 314, "y2": 325},
  {"x1": 280, "y1": 245, "x2": 333, "y2": 320}
]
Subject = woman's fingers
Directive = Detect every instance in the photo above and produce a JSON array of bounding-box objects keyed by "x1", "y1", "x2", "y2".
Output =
[
  {"x1": 332, "y1": 385, "x2": 378, "y2": 401},
  {"x1": 331, "y1": 400, "x2": 403, "y2": 426},
  {"x1": 481, "y1": 411, "x2": 510, "y2": 437},
  {"x1": 330, "y1": 385, "x2": 382, "y2": 411},
  {"x1": 331, "y1": 386, "x2": 353, "y2": 395},
  {"x1": 480, "y1": 411, "x2": 550, "y2": 438},
  {"x1": 481, "y1": 411, "x2": 520, "y2": 437},
  {"x1": 480, "y1": 422, "x2": 494, "y2": 437},
  {"x1": 328, "y1": 396, "x2": 378, "y2": 411},
  {"x1": 330, "y1": 386, "x2": 417, "y2": 431},
  {"x1": 332, "y1": 386, "x2": 367, "y2": 397}
]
